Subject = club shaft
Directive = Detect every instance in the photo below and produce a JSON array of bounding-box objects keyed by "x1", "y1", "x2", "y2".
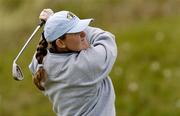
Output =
[{"x1": 14, "y1": 25, "x2": 41, "y2": 63}]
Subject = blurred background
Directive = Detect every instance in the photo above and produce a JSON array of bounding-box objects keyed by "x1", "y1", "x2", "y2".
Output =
[{"x1": 0, "y1": 0, "x2": 180, "y2": 115}]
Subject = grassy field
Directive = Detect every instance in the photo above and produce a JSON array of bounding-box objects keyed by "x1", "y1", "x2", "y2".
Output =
[{"x1": 0, "y1": 0, "x2": 180, "y2": 116}]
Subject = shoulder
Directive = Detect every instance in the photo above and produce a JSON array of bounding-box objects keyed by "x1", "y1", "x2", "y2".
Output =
[
  {"x1": 85, "y1": 26, "x2": 115, "y2": 39},
  {"x1": 85, "y1": 26, "x2": 104, "y2": 35},
  {"x1": 84, "y1": 26, "x2": 115, "y2": 44}
]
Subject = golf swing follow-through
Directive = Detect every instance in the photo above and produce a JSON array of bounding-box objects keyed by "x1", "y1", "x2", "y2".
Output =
[
  {"x1": 12, "y1": 8, "x2": 117, "y2": 116},
  {"x1": 12, "y1": 9, "x2": 53, "y2": 81},
  {"x1": 12, "y1": 20, "x2": 45, "y2": 81}
]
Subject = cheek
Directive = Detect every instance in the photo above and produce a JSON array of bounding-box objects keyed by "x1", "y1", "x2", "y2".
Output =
[
  {"x1": 66, "y1": 38, "x2": 82, "y2": 49},
  {"x1": 74, "y1": 39, "x2": 82, "y2": 45},
  {"x1": 70, "y1": 39, "x2": 81, "y2": 48}
]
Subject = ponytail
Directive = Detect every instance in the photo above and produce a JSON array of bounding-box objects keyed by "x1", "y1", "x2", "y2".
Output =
[{"x1": 33, "y1": 33, "x2": 48, "y2": 91}]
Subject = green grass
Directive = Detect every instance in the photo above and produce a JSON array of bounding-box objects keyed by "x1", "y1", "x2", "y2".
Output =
[
  {"x1": 1, "y1": 0, "x2": 180, "y2": 116},
  {"x1": 111, "y1": 16, "x2": 180, "y2": 116}
]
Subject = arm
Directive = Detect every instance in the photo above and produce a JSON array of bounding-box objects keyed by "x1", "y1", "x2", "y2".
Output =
[
  {"x1": 29, "y1": 9, "x2": 54, "y2": 75},
  {"x1": 78, "y1": 27, "x2": 117, "y2": 82}
]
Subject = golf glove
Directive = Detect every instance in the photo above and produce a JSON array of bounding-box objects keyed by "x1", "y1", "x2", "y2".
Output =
[{"x1": 39, "y1": 9, "x2": 54, "y2": 21}]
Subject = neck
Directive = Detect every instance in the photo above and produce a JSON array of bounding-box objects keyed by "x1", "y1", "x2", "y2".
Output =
[
  {"x1": 48, "y1": 47, "x2": 77, "y2": 53},
  {"x1": 57, "y1": 47, "x2": 75, "y2": 53}
]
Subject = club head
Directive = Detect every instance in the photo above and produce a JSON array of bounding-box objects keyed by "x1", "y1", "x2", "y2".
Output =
[{"x1": 12, "y1": 62, "x2": 24, "y2": 81}]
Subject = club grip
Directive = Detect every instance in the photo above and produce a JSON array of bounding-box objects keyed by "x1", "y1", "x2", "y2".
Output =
[{"x1": 39, "y1": 20, "x2": 46, "y2": 27}]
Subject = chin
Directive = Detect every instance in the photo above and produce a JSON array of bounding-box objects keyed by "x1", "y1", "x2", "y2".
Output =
[
  {"x1": 75, "y1": 45, "x2": 89, "y2": 52},
  {"x1": 81, "y1": 47, "x2": 88, "y2": 51}
]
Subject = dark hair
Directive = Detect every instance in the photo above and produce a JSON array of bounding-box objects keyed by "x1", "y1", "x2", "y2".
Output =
[
  {"x1": 33, "y1": 33, "x2": 48, "y2": 91},
  {"x1": 33, "y1": 33, "x2": 66, "y2": 90}
]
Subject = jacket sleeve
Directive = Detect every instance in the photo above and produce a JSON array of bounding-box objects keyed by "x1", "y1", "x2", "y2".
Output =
[
  {"x1": 78, "y1": 27, "x2": 117, "y2": 82},
  {"x1": 29, "y1": 53, "x2": 38, "y2": 75}
]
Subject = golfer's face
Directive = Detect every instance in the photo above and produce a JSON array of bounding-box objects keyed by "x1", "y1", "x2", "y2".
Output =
[{"x1": 64, "y1": 31, "x2": 89, "y2": 51}]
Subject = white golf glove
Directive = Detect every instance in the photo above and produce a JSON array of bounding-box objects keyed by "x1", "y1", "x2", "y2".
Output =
[{"x1": 39, "y1": 9, "x2": 54, "y2": 21}]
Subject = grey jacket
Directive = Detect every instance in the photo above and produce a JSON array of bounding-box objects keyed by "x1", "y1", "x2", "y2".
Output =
[{"x1": 29, "y1": 26, "x2": 117, "y2": 116}]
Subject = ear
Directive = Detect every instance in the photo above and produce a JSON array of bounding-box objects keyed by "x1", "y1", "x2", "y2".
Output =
[
  {"x1": 80, "y1": 31, "x2": 86, "y2": 38},
  {"x1": 55, "y1": 39, "x2": 66, "y2": 48}
]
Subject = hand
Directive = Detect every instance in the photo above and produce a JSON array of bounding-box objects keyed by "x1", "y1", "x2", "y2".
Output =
[{"x1": 39, "y1": 9, "x2": 54, "y2": 21}]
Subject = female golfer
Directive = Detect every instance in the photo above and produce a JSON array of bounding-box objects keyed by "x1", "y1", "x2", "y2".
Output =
[{"x1": 29, "y1": 9, "x2": 117, "y2": 116}]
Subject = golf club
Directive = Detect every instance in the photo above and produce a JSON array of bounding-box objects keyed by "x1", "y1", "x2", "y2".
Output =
[{"x1": 12, "y1": 20, "x2": 45, "y2": 81}]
